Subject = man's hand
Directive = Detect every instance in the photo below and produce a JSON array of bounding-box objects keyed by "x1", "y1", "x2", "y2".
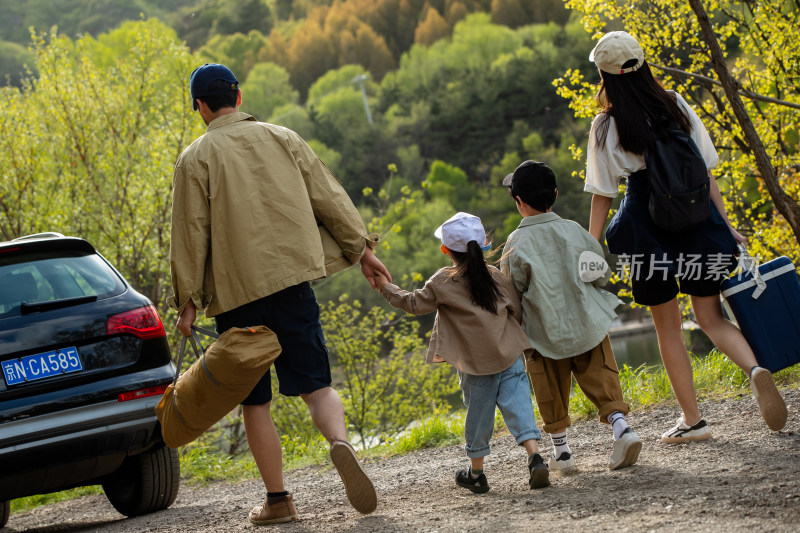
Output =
[
  {"x1": 360, "y1": 246, "x2": 392, "y2": 289},
  {"x1": 176, "y1": 300, "x2": 196, "y2": 337}
]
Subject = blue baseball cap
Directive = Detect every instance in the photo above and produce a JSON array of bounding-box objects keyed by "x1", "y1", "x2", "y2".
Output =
[{"x1": 189, "y1": 63, "x2": 239, "y2": 110}]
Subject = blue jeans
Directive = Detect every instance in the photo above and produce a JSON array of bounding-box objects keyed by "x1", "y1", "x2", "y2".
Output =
[{"x1": 458, "y1": 355, "x2": 541, "y2": 458}]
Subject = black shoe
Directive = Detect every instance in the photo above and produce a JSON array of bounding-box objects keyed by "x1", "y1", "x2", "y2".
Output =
[
  {"x1": 455, "y1": 468, "x2": 490, "y2": 493},
  {"x1": 527, "y1": 453, "x2": 550, "y2": 489}
]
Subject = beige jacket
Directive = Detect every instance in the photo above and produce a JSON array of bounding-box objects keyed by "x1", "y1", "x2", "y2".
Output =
[
  {"x1": 168, "y1": 112, "x2": 375, "y2": 317},
  {"x1": 380, "y1": 266, "x2": 532, "y2": 375}
]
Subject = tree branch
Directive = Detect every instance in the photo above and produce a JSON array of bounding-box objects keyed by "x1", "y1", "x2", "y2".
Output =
[
  {"x1": 687, "y1": 0, "x2": 800, "y2": 245},
  {"x1": 650, "y1": 63, "x2": 800, "y2": 111}
]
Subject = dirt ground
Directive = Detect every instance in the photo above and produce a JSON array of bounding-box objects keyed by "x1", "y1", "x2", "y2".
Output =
[{"x1": 6, "y1": 387, "x2": 800, "y2": 533}]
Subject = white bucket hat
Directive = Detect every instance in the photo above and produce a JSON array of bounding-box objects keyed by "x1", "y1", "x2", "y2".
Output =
[
  {"x1": 434, "y1": 212, "x2": 491, "y2": 253},
  {"x1": 589, "y1": 31, "x2": 645, "y2": 74}
]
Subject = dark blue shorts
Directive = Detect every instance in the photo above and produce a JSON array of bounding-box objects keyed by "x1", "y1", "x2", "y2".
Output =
[
  {"x1": 630, "y1": 274, "x2": 726, "y2": 307},
  {"x1": 607, "y1": 169, "x2": 737, "y2": 306},
  {"x1": 214, "y1": 282, "x2": 331, "y2": 405}
]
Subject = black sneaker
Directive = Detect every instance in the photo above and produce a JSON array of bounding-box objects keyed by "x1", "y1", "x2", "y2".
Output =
[
  {"x1": 527, "y1": 453, "x2": 550, "y2": 489},
  {"x1": 455, "y1": 468, "x2": 490, "y2": 493}
]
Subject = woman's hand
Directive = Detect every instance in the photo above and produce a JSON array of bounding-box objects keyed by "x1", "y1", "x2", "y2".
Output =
[{"x1": 729, "y1": 226, "x2": 747, "y2": 245}]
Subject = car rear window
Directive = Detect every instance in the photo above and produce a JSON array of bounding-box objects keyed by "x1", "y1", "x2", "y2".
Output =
[{"x1": 0, "y1": 251, "x2": 125, "y2": 318}]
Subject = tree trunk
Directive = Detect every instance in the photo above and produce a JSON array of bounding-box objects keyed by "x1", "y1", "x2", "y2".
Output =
[{"x1": 688, "y1": 0, "x2": 800, "y2": 246}]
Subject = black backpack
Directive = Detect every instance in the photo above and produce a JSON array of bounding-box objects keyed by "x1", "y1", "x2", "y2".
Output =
[{"x1": 645, "y1": 114, "x2": 711, "y2": 233}]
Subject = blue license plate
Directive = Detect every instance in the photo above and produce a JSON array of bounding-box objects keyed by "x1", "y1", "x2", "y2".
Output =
[{"x1": 2, "y1": 347, "x2": 83, "y2": 386}]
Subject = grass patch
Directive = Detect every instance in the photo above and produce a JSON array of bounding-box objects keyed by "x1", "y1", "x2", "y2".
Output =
[
  {"x1": 392, "y1": 412, "x2": 464, "y2": 454},
  {"x1": 179, "y1": 445, "x2": 259, "y2": 486},
  {"x1": 178, "y1": 434, "x2": 334, "y2": 488},
  {"x1": 10, "y1": 486, "x2": 102, "y2": 515},
  {"x1": 565, "y1": 348, "x2": 800, "y2": 422}
]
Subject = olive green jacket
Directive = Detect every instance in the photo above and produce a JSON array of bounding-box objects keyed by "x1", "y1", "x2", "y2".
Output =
[
  {"x1": 501, "y1": 212, "x2": 622, "y2": 360},
  {"x1": 168, "y1": 112, "x2": 375, "y2": 317}
]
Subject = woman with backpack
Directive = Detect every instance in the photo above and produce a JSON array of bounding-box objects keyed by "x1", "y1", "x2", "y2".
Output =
[{"x1": 583, "y1": 31, "x2": 787, "y2": 442}]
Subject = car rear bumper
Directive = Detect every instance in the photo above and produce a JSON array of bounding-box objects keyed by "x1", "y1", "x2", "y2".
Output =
[{"x1": 0, "y1": 394, "x2": 168, "y2": 500}]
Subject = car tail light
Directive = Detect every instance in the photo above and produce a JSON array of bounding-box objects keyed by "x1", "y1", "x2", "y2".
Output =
[
  {"x1": 107, "y1": 305, "x2": 166, "y2": 339},
  {"x1": 118, "y1": 384, "x2": 168, "y2": 402}
]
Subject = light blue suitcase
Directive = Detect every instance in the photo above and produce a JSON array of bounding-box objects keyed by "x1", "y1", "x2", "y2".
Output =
[{"x1": 721, "y1": 250, "x2": 800, "y2": 373}]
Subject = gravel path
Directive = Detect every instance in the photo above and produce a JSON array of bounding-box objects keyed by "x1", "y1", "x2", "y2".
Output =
[{"x1": 6, "y1": 388, "x2": 800, "y2": 532}]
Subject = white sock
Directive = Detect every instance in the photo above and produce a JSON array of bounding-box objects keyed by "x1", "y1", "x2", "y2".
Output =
[
  {"x1": 607, "y1": 411, "x2": 629, "y2": 440},
  {"x1": 549, "y1": 430, "x2": 571, "y2": 457}
]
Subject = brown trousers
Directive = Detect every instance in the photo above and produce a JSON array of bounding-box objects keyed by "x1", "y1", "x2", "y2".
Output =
[{"x1": 525, "y1": 335, "x2": 629, "y2": 434}]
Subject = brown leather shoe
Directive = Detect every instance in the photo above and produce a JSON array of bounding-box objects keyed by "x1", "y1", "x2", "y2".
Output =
[
  {"x1": 248, "y1": 493, "x2": 298, "y2": 525},
  {"x1": 330, "y1": 440, "x2": 377, "y2": 514}
]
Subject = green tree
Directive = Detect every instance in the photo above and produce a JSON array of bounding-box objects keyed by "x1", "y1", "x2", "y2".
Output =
[
  {"x1": 211, "y1": 0, "x2": 273, "y2": 37},
  {"x1": 558, "y1": 0, "x2": 800, "y2": 261},
  {"x1": 268, "y1": 102, "x2": 316, "y2": 139},
  {"x1": 198, "y1": 30, "x2": 268, "y2": 82},
  {"x1": 240, "y1": 61, "x2": 298, "y2": 120},
  {"x1": 322, "y1": 296, "x2": 458, "y2": 448},
  {"x1": 424, "y1": 160, "x2": 476, "y2": 205},
  {"x1": 490, "y1": 0, "x2": 570, "y2": 28},
  {"x1": 0, "y1": 19, "x2": 200, "y2": 312},
  {"x1": 305, "y1": 65, "x2": 396, "y2": 195},
  {"x1": 1, "y1": 0, "x2": 190, "y2": 45},
  {"x1": 0, "y1": 41, "x2": 36, "y2": 87}
]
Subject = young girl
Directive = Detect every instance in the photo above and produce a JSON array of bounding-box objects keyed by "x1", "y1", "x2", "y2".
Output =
[
  {"x1": 373, "y1": 212, "x2": 549, "y2": 493},
  {"x1": 584, "y1": 31, "x2": 787, "y2": 441}
]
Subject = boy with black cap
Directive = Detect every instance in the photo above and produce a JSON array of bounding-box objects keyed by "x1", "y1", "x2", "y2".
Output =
[{"x1": 500, "y1": 160, "x2": 642, "y2": 473}]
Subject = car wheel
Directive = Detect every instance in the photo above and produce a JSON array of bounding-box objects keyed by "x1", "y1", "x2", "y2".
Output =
[
  {"x1": 102, "y1": 445, "x2": 180, "y2": 517},
  {"x1": 0, "y1": 500, "x2": 9, "y2": 528}
]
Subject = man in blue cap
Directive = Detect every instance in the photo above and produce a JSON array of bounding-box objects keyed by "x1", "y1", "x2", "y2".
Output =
[{"x1": 169, "y1": 63, "x2": 389, "y2": 524}]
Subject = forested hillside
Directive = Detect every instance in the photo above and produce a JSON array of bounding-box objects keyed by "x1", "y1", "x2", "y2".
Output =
[{"x1": 0, "y1": 0, "x2": 593, "y2": 309}]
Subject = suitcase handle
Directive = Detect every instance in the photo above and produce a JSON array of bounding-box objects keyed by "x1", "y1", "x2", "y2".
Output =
[
  {"x1": 172, "y1": 326, "x2": 220, "y2": 385},
  {"x1": 736, "y1": 244, "x2": 767, "y2": 299}
]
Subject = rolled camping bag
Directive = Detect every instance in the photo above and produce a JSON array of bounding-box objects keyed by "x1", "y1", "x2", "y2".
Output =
[{"x1": 155, "y1": 325, "x2": 281, "y2": 448}]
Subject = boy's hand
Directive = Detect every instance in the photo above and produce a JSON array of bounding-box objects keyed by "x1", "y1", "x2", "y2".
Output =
[{"x1": 374, "y1": 271, "x2": 390, "y2": 291}]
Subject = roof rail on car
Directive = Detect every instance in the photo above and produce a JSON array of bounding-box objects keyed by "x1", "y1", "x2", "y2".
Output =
[{"x1": 12, "y1": 232, "x2": 66, "y2": 242}]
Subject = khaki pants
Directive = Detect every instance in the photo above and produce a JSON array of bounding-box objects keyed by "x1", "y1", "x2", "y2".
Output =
[{"x1": 525, "y1": 335, "x2": 629, "y2": 434}]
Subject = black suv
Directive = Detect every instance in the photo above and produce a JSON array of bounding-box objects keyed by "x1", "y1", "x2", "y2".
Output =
[{"x1": 0, "y1": 233, "x2": 178, "y2": 528}]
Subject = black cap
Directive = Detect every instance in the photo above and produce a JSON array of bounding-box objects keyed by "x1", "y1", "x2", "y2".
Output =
[
  {"x1": 189, "y1": 63, "x2": 239, "y2": 110},
  {"x1": 502, "y1": 160, "x2": 558, "y2": 211}
]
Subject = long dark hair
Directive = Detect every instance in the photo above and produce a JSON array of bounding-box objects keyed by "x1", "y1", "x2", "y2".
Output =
[
  {"x1": 594, "y1": 62, "x2": 691, "y2": 155},
  {"x1": 448, "y1": 241, "x2": 503, "y2": 314}
]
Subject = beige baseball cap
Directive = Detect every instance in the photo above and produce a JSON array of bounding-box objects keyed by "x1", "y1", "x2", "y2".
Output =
[{"x1": 589, "y1": 31, "x2": 645, "y2": 74}]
